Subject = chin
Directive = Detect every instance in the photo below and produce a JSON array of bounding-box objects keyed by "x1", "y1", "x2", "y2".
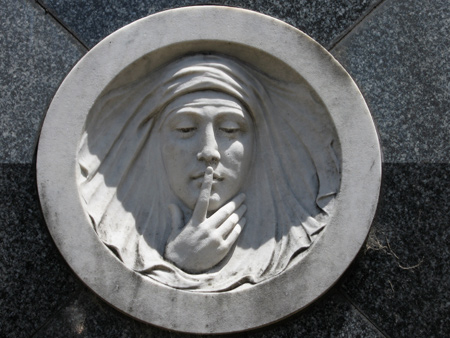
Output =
[{"x1": 207, "y1": 194, "x2": 225, "y2": 212}]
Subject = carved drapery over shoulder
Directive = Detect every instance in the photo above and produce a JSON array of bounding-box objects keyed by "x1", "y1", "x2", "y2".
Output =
[{"x1": 78, "y1": 54, "x2": 341, "y2": 291}]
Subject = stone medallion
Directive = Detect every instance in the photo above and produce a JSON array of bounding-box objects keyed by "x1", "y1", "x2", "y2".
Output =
[{"x1": 37, "y1": 6, "x2": 381, "y2": 333}]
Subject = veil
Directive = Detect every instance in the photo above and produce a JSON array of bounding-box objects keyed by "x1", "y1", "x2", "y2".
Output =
[{"x1": 78, "y1": 54, "x2": 340, "y2": 291}]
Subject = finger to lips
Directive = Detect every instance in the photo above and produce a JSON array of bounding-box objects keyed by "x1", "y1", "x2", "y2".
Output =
[
  {"x1": 210, "y1": 193, "x2": 246, "y2": 225},
  {"x1": 193, "y1": 166, "x2": 214, "y2": 221}
]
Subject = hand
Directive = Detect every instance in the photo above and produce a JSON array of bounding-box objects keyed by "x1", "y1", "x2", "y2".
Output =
[{"x1": 165, "y1": 167, "x2": 247, "y2": 274}]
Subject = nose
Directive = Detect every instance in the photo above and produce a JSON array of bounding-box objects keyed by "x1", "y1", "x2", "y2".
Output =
[{"x1": 197, "y1": 124, "x2": 221, "y2": 164}]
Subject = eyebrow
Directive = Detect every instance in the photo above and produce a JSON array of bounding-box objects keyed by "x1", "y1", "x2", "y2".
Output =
[
  {"x1": 173, "y1": 109, "x2": 249, "y2": 124},
  {"x1": 158, "y1": 101, "x2": 250, "y2": 130}
]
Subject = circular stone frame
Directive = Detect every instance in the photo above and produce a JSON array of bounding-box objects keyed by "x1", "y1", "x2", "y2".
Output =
[{"x1": 37, "y1": 6, "x2": 381, "y2": 334}]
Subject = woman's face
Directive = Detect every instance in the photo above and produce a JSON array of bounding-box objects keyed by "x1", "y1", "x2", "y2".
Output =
[{"x1": 160, "y1": 91, "x2": 254, "y2": 211}]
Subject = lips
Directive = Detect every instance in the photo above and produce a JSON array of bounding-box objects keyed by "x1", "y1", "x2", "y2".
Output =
[{"x1": 191, "y1": 171, "x2": 224, "y2": 181}]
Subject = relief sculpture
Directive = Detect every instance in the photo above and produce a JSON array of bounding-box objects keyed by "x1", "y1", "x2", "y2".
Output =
[{"x1": 78, "y1": 54, "x2": 341, "y2": 291}]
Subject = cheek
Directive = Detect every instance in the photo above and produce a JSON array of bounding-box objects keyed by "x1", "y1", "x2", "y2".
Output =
[
  {"x1": 224, "y1": 137, "x2": 252, "y2": 171},
  {"x1": 162, "y1": 137, "x2": 192, "y2": 164},
  {"x1": 161, "y1": 140, "x2": 189, "y2": 179}
]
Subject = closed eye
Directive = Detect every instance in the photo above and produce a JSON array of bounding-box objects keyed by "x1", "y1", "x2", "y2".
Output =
[
  {"x1": 219, "y1": 127, "x2": 240, "y2": 134},
  {"x1": 177, "y1": 127, "x2": 197, "y2": 133}
]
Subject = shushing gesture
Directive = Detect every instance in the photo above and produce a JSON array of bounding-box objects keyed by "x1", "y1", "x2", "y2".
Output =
[{"x1": 165, "y1": 167, "x2": 247, "y2": 273}]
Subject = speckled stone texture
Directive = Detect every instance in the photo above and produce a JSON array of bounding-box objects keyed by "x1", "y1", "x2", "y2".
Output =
[
  {"x1": 1, "y1": 0, "x2": 449, "y2": 336},
  {"x1": 341, "y1": 164, "x2": 450, "y2": 337},
  {"x1": 38, "y1": 0, "x2": 380, "y2": 48},
  {"x1": 331, "y1": 4, "x2": 450, "y2": 333},
  {"x1": 332, "y1": 0, "x2": 449, "y2": 163},
  {"x1": 0, "y1": 164, "x2": 80, "y2": 337},
  {"x1": 0, "y1": 0, "x2": 85, "y2": 163}
]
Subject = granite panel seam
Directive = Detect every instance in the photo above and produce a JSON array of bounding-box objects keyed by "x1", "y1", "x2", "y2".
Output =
[
  {"x1": 34, "y1": 0, "x2": 89, "y2": 50},
  {"x1": 338, "y1": 287, "x2": 391, "y2": 338},
  {"x1": 329, "y1": 0, "x2": 387, "y2": 51}
]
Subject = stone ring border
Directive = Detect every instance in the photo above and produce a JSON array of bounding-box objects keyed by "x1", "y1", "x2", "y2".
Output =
[{"x1": 37, "y1": 6, "x2": 381, "y2": 334}]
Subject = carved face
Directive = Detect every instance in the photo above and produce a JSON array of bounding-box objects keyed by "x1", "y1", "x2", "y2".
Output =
[{"x1": 160, "y1": 91, "x2": 254, "y2": 211}]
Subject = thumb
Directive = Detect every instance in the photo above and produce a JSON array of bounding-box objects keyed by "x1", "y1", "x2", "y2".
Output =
[{"x1": 168, "y1": 203, "x2": 184, "y2": 234}]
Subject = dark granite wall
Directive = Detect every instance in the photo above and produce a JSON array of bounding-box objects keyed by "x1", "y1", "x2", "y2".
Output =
[{"x1": 1, "y1": 0, "x2": 448, "y2": 337}]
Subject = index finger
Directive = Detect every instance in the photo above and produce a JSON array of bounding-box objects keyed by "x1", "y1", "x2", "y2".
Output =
[{"x1": 192, "y1": 166, "x2": 214, "y2": 221}]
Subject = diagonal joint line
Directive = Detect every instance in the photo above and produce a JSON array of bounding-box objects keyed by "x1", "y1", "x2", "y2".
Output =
[
  {"x1": 34, "y1": 0, "x2": 89, "y2": 51},
  {"x1": 339, "y1": 287, "x2": 392, "y2": 338},
  {"x1": 329, "y1": 0, "x2": 387, "y2": 51}
]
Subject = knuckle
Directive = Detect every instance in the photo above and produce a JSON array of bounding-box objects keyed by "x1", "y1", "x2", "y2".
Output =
[
  {"x1": 217, "y1": 241, "x2": 228, "y2": 252},
  {"x1": 209, "y1": 232, "x2": 221, "y2": 244},
  {"x1": 198, "y1": 196, "x2": 208, "y2": 204}
]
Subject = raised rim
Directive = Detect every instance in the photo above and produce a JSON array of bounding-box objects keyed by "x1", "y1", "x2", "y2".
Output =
[{"x1": 37, "y1": 6, "x2": 381, "y2": 334}]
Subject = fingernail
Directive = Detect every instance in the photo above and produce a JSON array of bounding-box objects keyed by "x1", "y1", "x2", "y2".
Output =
[{"x1": 240, "y1": 193, "x2": 246, "y2": 199}]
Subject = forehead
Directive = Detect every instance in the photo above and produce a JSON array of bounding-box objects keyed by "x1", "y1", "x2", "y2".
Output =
[{"x1": 163, "y1": 91, "x2": 250, "y2": 121}]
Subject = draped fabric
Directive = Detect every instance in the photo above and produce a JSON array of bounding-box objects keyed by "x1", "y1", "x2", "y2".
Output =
[{"x1": 78, "y1": 54, "x2": 340, "y2": 291}]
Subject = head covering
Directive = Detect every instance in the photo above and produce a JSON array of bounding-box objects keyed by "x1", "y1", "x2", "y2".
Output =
[{"x1": 78, "y1": 54, "x2": 340, "y2": 291}]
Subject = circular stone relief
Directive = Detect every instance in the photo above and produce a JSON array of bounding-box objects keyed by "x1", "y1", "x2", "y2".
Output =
[{"x1": 37, "y1": 6, "x2": 381, "y2": 334}]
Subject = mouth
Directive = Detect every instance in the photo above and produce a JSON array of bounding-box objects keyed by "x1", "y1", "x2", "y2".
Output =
[{"x1": 191, "y1": 172, "x2": 224, "y2": 182}]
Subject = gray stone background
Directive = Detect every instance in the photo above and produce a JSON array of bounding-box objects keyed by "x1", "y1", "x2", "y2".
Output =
[{"x1": 1, "y1": 0, "x2": 448, "y2": 336}]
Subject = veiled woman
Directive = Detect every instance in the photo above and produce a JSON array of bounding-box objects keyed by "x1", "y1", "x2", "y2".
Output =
[{"x1": 78, "y1": 54, "x2": 340, "y2": 291}]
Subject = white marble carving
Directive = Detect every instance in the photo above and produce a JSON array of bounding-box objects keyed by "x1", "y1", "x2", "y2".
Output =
[
  {"x1": 37, "y1": 6, "x2": 381, "y2": 333},
  {"x1": 78, "y1": 55, "x2": 340, "y2": 290}
]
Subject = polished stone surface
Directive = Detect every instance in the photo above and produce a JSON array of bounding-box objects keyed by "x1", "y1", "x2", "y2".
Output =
[
  {"x1": 334, "y1": 10, "x2": 450, "y2": 333},
  {"x1": 39, "y1": 0, "x2": 380, "y2": 48},
  {"x1": 0, "y1": 0, "x2": 85, "y2": 163},
  {"x1": 332, "y1": 0, "x2": 450, "y2": 163},
  {"x1": 341, "y1": 163, "x2": 450, "y2": 337},
  {"x1": 0, "y1": 164, "x2": 79, "y2": 337}
]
